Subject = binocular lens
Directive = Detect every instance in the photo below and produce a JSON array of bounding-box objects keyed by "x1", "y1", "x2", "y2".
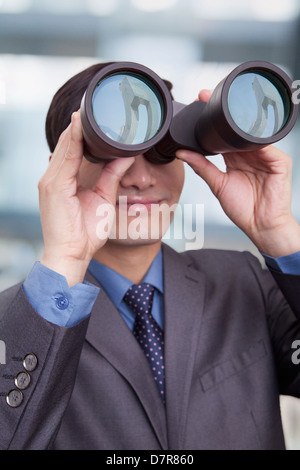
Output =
[
  {"x1": 228, "y1": 71, "x2": 289, "y2": 138},
  {"x1": 80, "y1": 61, "x2": 298, "y2": 164},
  {"x1": 92, "y1": 72, "x2": 164, "y2": 145}
]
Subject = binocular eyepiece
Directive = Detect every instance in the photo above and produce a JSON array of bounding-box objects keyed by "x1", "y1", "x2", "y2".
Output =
[{"x1": 80, "y1": 61, "x2": 299, "y2": 164}]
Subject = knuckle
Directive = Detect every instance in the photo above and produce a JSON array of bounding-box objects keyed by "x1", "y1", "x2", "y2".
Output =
[
  {"x1": 64, "y1": 149, "x2": 72, "y2": 161},
  {"x1": 38, "y1": 176, "x2": 54, "y2": 195},
  {"x1": 37, "y1": 177, "x2": 45, "y2": 191}
]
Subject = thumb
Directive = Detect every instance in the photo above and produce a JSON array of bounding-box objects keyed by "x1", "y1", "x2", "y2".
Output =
[
  {"x1": 93, "y1": 157, "x2": 135, "y2": 203},
  {"x1": 176, "y1": 150, "x2": 225, "y2": 198}
]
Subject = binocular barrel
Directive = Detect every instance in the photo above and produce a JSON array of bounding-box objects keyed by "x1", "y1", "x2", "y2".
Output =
[{"x1": 80, "y1": 61, "x2": 299, "y2": 164}]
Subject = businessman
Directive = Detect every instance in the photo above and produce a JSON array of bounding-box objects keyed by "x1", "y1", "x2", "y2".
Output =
[{"x1": 1, "y1": 62, "x2": 300, "y2": 450}]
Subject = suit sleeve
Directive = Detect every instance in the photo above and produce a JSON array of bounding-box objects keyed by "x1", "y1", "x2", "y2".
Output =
[
  {"x1": 245, "y1": 252, "x2": 300, "y2": 398},
  {"x1": 0, "y1": 283, "x2": 90, "y2": 450}
]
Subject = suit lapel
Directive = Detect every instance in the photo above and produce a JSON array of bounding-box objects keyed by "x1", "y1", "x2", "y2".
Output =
[
  {"x1": 162, "y1": 244, "x2": 206, "y2": 449},
  {"x1": 84, "y1": 270, "x2": 168, "y2": 450},
  {"x1": 84, "y1": 244, "x2": 206, "y2": 450}
]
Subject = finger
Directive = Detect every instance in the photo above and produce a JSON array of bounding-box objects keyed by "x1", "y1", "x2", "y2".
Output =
[
  {"x1": 46, "y1": 124, "x2": 72, "y2": 176},
  {"x1": 93, "y1": 157, "x2": 136, "y2": 203},
  {"x1": 176, "y1": 149, "x2": 225, "y2": 197},
  {"x1": 56, "y1": 111, "x2": 84, "y2": 183},
  {"x1": 198, "y1": 89, "x2": 211, "y2": 103}
]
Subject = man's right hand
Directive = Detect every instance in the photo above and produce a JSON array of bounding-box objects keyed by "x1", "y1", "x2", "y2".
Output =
[{"x1": 38, "y1": 111, "x2": 135, "y2": 286}]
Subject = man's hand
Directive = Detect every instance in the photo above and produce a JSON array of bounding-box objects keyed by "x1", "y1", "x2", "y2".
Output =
[
  {"x1": 38, "y1": 111, "x2": 135, "y2": 286},
  {"x1": 176, "y1": 90, "x2": 300, "y2": 258}
]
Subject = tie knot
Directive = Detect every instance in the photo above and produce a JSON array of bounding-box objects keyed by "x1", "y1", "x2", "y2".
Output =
[{"x1": 123, "y1": 283, "x2": 155, "y2": 316}]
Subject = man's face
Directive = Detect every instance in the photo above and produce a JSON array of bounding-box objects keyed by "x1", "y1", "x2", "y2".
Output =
[{"x1": 78, "y1": 155, "x2": 185, "y2": 246}]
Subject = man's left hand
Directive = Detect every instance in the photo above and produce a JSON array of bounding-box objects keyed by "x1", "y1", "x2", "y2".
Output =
[{"x1": 176, "y1": 90, "x2": 300, "y2": 258}]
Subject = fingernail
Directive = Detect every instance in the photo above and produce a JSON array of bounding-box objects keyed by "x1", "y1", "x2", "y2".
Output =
[{"x1": 176, "y1": 150, "x2": 187, "y2": 159}]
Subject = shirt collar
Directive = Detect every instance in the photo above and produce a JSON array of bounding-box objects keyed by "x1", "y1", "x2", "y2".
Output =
[{"x1": 88, "y1": 248, "x2": 164, "y2": 309}]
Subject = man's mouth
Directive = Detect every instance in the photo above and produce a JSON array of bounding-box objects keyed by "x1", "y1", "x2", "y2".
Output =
[{"x1": 116, "y1": 196, "x2": 163, "y2": 211}]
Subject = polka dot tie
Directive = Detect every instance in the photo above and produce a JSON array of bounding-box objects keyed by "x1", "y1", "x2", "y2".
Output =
[{"x1": 123, "y1": 283, "x2": 165, "y2": 404}]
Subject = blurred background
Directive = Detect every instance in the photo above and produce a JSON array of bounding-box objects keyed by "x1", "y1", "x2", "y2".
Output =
[{"x1": 0, "y1": 0, "x2": 300, "y2": 449}]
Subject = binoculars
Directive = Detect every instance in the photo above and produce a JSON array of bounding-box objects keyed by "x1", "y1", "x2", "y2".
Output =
[{"x1": 80, "y1": 61, "x2": 299, "y2": 164}]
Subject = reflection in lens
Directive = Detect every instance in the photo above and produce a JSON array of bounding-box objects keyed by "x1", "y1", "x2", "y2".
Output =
[
  {"x1": 92, "y1": 73, "x2": 164, "y2": 145},
  {"x1": 228, "y1": 72, "x2": 288, "y2": 138}
]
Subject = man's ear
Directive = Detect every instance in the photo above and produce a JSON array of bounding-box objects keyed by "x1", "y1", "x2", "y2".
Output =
[{"x1": 49, "y1": 155, "x2": 52, "y2": 163}]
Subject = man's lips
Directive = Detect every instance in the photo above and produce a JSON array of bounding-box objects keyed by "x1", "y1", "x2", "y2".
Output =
[{"x1": 116, "y1": 196, "x2": 164, "y2": 211}]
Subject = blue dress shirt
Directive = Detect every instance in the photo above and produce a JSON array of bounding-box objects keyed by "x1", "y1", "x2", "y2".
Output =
[
  {"x1": 262, "y1": 251, "x2": 300, "y2": 275},
  {"x1": 23, "y1": 249, "x2": 164, "y2": 329},
  {"x1": 88, "y1": 249, "x2": 164, "y2": 331},
  {"x1": 22, "y1": 261, "x2": 100, "y2": 327},
  {"x1": 23, "y1": 249, "x2": 300, "y2": 328}
]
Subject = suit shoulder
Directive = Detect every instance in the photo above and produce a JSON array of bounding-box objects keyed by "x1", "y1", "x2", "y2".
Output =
[
  {"x1": 0, "y1": 282, "x2": 23, "y2": 299},
  {"x1": 0, "y1": 282, "x2": 23, "y2": 320},
  {"x1": 179, "y1": 247, "x2": 263, "y2": 272}
]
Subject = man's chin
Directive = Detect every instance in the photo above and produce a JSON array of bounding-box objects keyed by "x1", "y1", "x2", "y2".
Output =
[{"x1": 106, "y1": 237, "x2": 162, "y2": 247}]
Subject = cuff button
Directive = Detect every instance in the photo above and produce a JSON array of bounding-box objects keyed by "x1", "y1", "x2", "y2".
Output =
[{"x1": 55, "y1": 296, "x2": 69, "y2": 310}]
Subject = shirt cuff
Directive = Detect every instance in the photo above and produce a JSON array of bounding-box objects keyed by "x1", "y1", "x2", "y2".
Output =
[
  {"x1": 262, "y1": 251, "x2": 300, "y2": 275},
  {"x1": 23, "y1": 262, "x2": 100, "y2": 327}
]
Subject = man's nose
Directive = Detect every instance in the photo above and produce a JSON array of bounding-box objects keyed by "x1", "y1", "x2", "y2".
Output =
[{"x1": 119, "y1": 155, "x2": 156, "y2": 190}]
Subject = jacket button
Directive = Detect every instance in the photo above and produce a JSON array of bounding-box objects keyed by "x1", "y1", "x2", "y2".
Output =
[
  {"x1": 6, "y1": 389, "x2": 23, "y2": 408},
  {"x1": 23, "y1": 353, "x2": 38, "y2": 372},
  {"x1": 15, "y1": 371, "x2": 31, "y2": 390}
]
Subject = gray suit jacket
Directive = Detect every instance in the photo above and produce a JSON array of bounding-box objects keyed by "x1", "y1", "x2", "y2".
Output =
[{"x1": 0, "y1": 244, "x2": 300, "y2": 450}]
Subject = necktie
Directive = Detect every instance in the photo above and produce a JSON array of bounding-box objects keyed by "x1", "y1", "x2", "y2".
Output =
[{"x1": 123, "y1": 283, "x2": 165, "y2": 403}]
